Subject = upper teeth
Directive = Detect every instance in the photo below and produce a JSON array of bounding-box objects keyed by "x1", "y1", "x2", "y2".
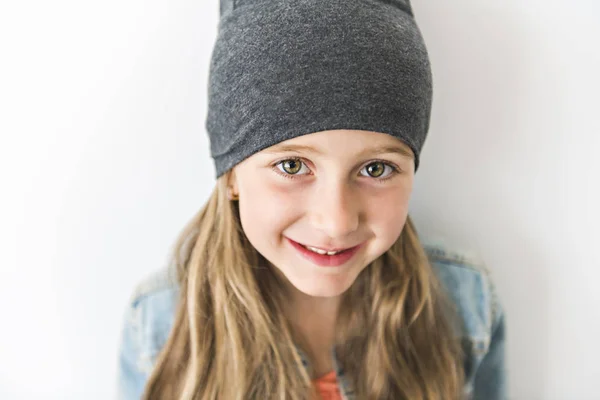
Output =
[{"x1": 304, "y1": 245, "x2": 342, "y2": 255}]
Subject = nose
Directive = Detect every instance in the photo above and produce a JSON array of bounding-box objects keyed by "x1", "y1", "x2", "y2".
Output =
[{"x1": 309, "y1": 181, "x2": 360, "y2": 239}]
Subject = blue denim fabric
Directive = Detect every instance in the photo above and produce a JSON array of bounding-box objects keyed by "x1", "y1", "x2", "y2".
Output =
[{"x1": 116, "y1": 242, "x2": 507, "y2": 399}]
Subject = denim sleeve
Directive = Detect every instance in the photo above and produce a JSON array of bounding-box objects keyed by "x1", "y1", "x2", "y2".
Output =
[
  {"x1": 472, "y1": 281, "x2": 508, "y2": 400},
  {"x1": 116, "y1": 299, "x2": 148, "y2": 400}
]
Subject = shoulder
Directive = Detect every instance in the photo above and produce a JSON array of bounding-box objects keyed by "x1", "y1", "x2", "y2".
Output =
[
  {"x1": 423, "y1": 240, "x2": 507, "y2": 397},
  {"x1": 128, "y1": 266, "x2": 180, "y2": 307},
  {"x1": 423, "y1": 240, "x2": 503, "y2": 351},
  {"x1": 119, "y1": 267, "x2": 181, "y2": 376}
]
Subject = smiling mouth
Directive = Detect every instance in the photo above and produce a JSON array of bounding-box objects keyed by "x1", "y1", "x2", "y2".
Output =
[
  {"x1": 287, "y1": 238, "x2": 360, "y2": 255},
  {"x1": 286, "y1": 237, "x2": 364, "y2": 267}
]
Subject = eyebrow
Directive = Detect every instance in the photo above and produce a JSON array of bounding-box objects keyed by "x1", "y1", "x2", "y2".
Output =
[{"x1": 263, "y1": 143, "x2": 415, "y2": 159}]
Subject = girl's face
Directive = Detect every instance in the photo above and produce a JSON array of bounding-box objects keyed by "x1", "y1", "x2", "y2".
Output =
[{"x1": 230, "y1": 130, "x2": 415, "y2": 298}]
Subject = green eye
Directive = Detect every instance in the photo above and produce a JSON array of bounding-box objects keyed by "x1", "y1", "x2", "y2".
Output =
[
  {"x1": 365, "y1": 162, "x2": 385, "y2": 177},
  {"x1": 281, "y1": 159, "x2": 302, "y2": 174}
]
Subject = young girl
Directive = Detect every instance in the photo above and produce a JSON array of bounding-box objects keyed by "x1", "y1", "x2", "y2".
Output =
[{"x1": 117, "y1": 0, "x2": 506, "y2": 399}]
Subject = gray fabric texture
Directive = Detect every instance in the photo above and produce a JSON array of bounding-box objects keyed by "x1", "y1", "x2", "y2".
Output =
[{"x1": 206, "y1": 0, "x2": 432, "y2": 179}]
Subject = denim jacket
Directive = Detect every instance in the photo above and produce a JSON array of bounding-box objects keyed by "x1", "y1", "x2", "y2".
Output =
[{"x1": 116, "y1": 242, "x2": 507, "y2": 399}]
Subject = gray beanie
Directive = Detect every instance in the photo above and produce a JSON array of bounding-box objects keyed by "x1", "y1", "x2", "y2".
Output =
[{"x1": 206, "y1": 0, "x2": 433, "y2": 179}]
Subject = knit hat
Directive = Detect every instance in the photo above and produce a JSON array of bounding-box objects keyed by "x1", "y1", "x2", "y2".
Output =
[{"x1": 206, "y1": 0, "x2": 432, "y2": 179}]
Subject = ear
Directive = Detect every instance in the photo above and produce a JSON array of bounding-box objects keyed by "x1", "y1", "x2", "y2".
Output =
[{"x1": 227, "y1": 168, "x2": 239, "y2": 194}]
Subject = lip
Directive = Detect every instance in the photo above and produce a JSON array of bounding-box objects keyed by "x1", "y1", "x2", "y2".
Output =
[{"x1": 286, "y1": 238, "x2": 364, "y2": 267}]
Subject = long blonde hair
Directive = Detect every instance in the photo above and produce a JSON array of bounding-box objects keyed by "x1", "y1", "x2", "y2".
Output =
[{"x1": 140, "y1": 172, "x2": 464, "y2": 399}]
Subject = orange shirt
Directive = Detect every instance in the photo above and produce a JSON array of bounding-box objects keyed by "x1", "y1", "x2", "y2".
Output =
[{"x1": 312, "y1": 370, "x2": 342, "y2": 400}]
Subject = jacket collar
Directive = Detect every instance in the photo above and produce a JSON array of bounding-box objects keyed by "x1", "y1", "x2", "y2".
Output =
[{"x1": 296, "y1": 345, "x2": 356, "y2": 400}]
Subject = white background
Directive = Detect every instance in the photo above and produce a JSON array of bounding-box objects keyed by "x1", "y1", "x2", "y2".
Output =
[{"x1": 1, "y1": 0, "x2": 598, "y2": 399}]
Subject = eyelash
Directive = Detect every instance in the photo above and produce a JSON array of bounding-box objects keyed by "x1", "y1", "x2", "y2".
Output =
[{"x1": 270, "y1": 157, "x2": 401, "y2": 183}]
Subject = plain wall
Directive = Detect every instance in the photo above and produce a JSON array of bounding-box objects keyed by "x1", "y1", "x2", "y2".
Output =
[{"x1": 1, "y1": 0, "x2": 598, "y2": 399}]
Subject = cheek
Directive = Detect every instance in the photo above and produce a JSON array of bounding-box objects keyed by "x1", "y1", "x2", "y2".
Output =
[
  {"x1": 367, "y1": 190, "x2": 411, "y2": 247},
  {"x1": 237, "y1": 181, "x2": 299, "y2": 244}
]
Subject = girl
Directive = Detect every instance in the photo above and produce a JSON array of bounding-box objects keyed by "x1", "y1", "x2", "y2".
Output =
[{"x1": 117, "y1": 0, "x2": 506, "y2": 399}]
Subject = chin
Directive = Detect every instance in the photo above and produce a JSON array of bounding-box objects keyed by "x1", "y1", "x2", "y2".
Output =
[
  {"x1": 298, "y1": 286, "x2": 349, "y2": 298},
  {"x1": 290, "y1": 275, "x2": 355, "y2": 298}
]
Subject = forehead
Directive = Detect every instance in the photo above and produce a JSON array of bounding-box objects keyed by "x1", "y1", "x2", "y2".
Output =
[{"x1": 261, "y1": 129, "x2": 415, "y2": 159}]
